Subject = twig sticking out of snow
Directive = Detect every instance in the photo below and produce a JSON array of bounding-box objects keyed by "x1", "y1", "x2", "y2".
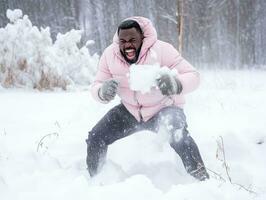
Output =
[
  {"x1": 206, "y1": 167, "x2": 226, "y2": 182},
  {"x1": 54, "y1": 121, "x2": 61, "y2": 129},
  {"x1": 36, "y1": 132, "x2": 59, "y2": 153},
  {"x1": 216, "y1": 136, "x2": 232, "y2": 182},
  {"x1": 208, "y1": 136, "x2": 257, "y2": 194}
]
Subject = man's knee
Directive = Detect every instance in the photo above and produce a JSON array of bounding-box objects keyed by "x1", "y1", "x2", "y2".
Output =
[
  {"x1": 169, "y1": 130, "x2": 192, "y2": 153},
  {"x1": 158, "y1": 106, "x2": 187, "y2": 131}
]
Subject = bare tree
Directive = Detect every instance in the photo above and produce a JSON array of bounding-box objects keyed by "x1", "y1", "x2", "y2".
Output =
[{"x1": 177, "y1": 0, "x2": 184, "y2": 54}]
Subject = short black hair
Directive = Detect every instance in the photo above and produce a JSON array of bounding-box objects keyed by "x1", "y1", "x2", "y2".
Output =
[{"x1": 117, "y1": 19, "x2": 143, "y2": 35}]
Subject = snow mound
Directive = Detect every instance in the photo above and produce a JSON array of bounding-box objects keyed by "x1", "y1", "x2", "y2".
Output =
[{"x1": 0, "y1": 9, "x2": 98, "y2": 90}]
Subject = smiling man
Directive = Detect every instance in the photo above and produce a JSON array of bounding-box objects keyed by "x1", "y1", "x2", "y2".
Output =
[
  {"x1": 118, "y1": 21, "x2": 143, "y2": 64},
  {"x1": 86, "y1": 17, "x2": 209, "y2": 181}
]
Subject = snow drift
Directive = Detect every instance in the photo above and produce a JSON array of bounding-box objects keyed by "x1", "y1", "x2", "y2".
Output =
[
  {"x1": 0, "y1": 70, "x2": 266, "y2": 200},
  {"x1": 0, "y1": 9, "x2": 98, "y2": 90}
]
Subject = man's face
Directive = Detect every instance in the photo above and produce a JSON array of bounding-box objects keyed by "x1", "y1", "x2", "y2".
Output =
[{"x1": 118, "y1": 28, "x2": 143, "y2": 64}]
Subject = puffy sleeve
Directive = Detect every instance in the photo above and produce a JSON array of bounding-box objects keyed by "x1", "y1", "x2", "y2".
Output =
[
  {"x1": 90, "y1": 49, "x2": 112, "y2": 103},
  {"x1": 161, "y1": 44, "x2": 200, "y2": 94}
]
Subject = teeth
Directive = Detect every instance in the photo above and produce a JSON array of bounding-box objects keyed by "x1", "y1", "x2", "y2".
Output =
[{"x1": 125, "y1": 49, "x2": 134, "y2": 53}]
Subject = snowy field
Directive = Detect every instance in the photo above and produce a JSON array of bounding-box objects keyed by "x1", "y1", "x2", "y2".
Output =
[{"x1": 0, "y1": 69, "x2": 266, "y2": 200}]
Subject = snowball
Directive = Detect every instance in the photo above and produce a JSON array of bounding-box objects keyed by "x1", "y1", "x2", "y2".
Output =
[
  {"x1": 129, "y1": 64, "x2": 177, "y2": 94},
  {"x1": 129, "y1": 64, "x2": 160, "y2": 93}
]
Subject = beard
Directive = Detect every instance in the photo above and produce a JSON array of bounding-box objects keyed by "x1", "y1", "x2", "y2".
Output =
[{"x1": 120, "y1": 45, "x2": 142, "y2": 64}]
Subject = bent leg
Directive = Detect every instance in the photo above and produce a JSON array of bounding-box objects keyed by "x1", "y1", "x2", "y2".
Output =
[
  {"x1": 170, "y1": 129, "x2": 209, "y2": 180},
  {"x1": 86, "y1": 104, "x2": 139, "y2": 176},
  {"x1": 149, "y1": 106, "x2": 209, "y2": 180}
]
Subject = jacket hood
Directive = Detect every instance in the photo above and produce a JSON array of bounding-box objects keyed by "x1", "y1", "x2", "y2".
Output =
[{"x1": 112, "y1": 16, "x2": 158, "y2": 59}]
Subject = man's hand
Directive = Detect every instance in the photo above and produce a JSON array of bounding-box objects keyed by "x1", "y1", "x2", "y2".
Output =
[
  {"x1": 156, "y1": 73, "x2": 182, "y2": 96},
  {"x1": 98, "y1": 79, "x2": 119, "y2": 102}
]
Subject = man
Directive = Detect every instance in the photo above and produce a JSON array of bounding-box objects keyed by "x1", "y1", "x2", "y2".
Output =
[{"x1": 87, "y1": 16, "x2": 209, "y2": 181}]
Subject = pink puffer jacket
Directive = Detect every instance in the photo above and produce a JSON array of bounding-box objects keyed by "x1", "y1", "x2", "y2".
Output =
[{"x1": 91, "y1": 16, "x2": 200, "y2": 122}]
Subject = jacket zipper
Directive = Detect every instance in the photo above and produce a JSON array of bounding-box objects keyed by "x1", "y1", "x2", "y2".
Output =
[
  {"x1": 115, "y1": 50, "x2": 144, "y2": 121},
  {"x1": 134, "y1": 91, "x2": 143, "y2": 121}
]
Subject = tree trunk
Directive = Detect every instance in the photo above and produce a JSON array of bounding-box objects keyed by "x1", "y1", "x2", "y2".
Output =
[{"x1": 177, "y1": 0, "x2": 184, "y2": 54}]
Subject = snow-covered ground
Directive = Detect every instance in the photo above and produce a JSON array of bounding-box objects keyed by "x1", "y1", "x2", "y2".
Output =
[{"x1": 0, "y1": 69, "x2": 266, "y2": 200}]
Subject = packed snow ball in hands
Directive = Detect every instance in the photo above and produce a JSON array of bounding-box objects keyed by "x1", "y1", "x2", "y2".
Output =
[{"x1": 129, "y1": 64, "x2": 177, "y2": 94}]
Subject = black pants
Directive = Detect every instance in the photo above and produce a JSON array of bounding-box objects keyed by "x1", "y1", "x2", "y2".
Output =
[{"x1": 86, "y1": 104, "x2": 206, "y2": 177}]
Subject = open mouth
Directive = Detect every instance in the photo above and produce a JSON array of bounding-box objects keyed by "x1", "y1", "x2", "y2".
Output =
[{"x1": 124, "y1": 48, "x2": 136, "y2": 60}]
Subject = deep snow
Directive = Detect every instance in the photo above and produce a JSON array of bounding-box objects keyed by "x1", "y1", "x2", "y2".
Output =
[{"x1": 0, "y1": 69, "x2": 266, "y2": 200}]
